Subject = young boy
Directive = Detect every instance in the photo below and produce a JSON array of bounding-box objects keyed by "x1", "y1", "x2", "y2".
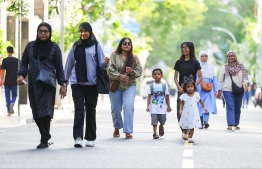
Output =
[{"x1": 146, "y1": 68, "x2": 172, "y2": 139}]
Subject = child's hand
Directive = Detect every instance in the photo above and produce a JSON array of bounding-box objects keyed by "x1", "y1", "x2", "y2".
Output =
[
  {"x1": 203, "y1": 107, "x2": 208, "y2": 113},
  {"x1": 167, "y1": 106, "x2": 172, "y2": 112},
  {"x1": 146, "y1": 107, "x2": 150, "y2": 112}
]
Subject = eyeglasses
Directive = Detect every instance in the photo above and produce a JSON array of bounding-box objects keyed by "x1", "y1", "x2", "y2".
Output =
[
  {"x1": 181, "y1": 47, "x2": 189, "y2": 50},
  {"x1": 228, "y1": 55, "x2": 235, "y2": 58},
  {"x1": 201, "y1": 55, "x2": 208, "y2": 58},
  {"x1": 122, "y1": 42, "x2": 132, "y2": 46},
  {"x1": 37, "y1": 30, "x2": 49, "y2": 34}
]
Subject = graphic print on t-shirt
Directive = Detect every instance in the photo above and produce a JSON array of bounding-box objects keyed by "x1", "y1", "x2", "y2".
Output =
[{"x1": 152, "y1": 86, "x2": 165, "y2": 108}]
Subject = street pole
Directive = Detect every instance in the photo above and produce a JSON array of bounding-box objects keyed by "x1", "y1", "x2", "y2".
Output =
[
  {"x1": 56, "y1": 0, "x2": 65, "y2": 109},
  {"x1": 256, "y1": 0, "x2": 262, "y2": 86},
  {"x1": 212, "y1": 26, "x2": 238, "y2": 53},
  {"x1": 217, "y1": 8, "x2": 248, "y2": 36},
  {"x1": 17, "y1": 0, "x2": 22, "y2": 117}
]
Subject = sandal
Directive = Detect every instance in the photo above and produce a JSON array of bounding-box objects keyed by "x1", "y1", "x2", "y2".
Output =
[
  {"x1": 159, "y1": 125, "x2": 164, "y2": 136},
  {"x1": 113, "y1": 129, "x2": 120, "y2": 137},
  {"x1": 153, "y1": 133, "x2": 159, "y2": 139},
  {"x1": 182, "y1": 133, "x2": 188, "y2": 141},
  {"x1": 125, "y1": 133, "x2": 132, "y2": 139},
  {"x1": 188, "y1": 138, "x2": 194, "y2": 143}
]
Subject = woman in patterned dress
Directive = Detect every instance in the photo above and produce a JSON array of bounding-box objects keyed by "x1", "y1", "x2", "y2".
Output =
[{"x1": 17, "y1": 22, "x2": 67, "y2": 149}]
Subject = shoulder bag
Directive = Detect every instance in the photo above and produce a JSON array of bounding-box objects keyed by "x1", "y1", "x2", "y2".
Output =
[
  {"x1": 201, "y1": 80, "x2": 212, "y2": 92},
  {"x1": 36, "y1": 45, "x2": 56, "y2": 89},
  {"x1": 110, "y1": 63, "x2": 126, "y2": 92},
  {"x1": 95, "y1": 43, "x2": 110, "y2": 94},
  {"x1": 229, "y1": 72, "x2": 244, "y2": 95}
]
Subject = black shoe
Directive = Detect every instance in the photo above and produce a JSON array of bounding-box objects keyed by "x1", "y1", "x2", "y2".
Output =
[
  {"x1": 204, "y1": 122, "x2": 209, "y2": 129},
  {"x1": 37, "y1": 143, "x2": 48, "y2": 149},
  {"x1": 36, "y1": 142, "x2": 53, "y2": 149}
]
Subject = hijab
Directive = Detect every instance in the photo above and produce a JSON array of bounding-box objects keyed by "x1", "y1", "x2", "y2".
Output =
[
  {"x1": 198, "y1": 51, "x2": 216, "y2": 78},
  {"x1": 225, "y1": 51, "x2": 249, "y2": 79},
  {"x1": 74, "y1": 22, "x2": 98, "y2": 82},
  {"x1": 34, "y1": 22, "x2": 53, "y2": 60}
]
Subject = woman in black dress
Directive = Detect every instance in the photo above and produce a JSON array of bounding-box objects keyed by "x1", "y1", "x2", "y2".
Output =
[{"x1": 17, "y1": 22, "x2": 67, "y2": 149}]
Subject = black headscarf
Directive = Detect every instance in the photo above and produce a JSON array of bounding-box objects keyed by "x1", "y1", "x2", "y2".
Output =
[
  {"x1": 74, "y1": 22, "x2": 98, "y2": 82},
  {"x1": 33, "y1": 22, "x2": 53, "y2": 60}
]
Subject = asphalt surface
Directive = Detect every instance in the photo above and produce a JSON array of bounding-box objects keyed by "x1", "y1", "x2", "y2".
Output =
[{"x1": 1, "y1": 90, "x2": 262, "y2": 168}]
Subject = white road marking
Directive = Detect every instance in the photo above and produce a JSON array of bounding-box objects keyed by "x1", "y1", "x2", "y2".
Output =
[
  {"x1": 182, "y1": 141, "x2": 194, "y2": 168},
  {"x1": 182, "y1": 159, "x2": 194, "y2": 168}
]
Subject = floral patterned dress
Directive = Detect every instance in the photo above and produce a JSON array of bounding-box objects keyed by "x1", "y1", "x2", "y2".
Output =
[{"x1": 179, "y1": 92, "x2": 202, "y2": 129}]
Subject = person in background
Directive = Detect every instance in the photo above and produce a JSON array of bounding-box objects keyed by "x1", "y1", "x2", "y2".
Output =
[
  {"x1": 107, "y1": 37, "x2": 142, "y2": 139},
  {"x1": 1, "y1": 46, "x2": 19, "y2": 116},
  {"x1": 217, "y1": 51, "x2": 249, "y2": 130},
  {"x1": 242, "y1": 75, "x2": 252, "y2": 108},
  {"x1": 146, "y1": 68, "x2": 172, "y2": 139},
  {"x1": 174, "y1": 41, "x2": 202, "y2": 137},
  {"x1": 17, "y1": 22, "x2": 67, "y2": 149},
  {"x1": 64, "y1": 22, "x2": 109, "y2": 148},
  {"x1": 197, "y1": 51, "x2": 218, "y2": 129}
]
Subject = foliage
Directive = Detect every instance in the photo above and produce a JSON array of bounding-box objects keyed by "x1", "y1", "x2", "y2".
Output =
[
  {"x1": 0, "y1": 30, "x2": 13, "y2": 58},
  {"x1": 0, "y1": 0, "x2": 29, "y2": 16}
]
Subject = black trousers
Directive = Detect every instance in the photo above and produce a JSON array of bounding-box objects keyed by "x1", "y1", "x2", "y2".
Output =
[
  {"x1": 176, "y1": 92, "x2": 183, "y2": 132},
  {"x1": 71, "y1": 84, "x2": 98, "y2": 141},
  {"x1": 35, "y1": 116, "x2": 51, "y2": 144}
]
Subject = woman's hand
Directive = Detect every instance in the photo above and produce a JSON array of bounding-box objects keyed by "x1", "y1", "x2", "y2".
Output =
[
  {"x1": 104, "y1": 57, "x2": 109, "y2": 64},
  {"x1": 17, "y1": 76, "x2": 25, "y2": 85},
  {"x1": 60, "y1": 86, "x2": 67, "y2": 99},
  {"x1": 178, "y1": 86, "x2": 183, "y2": 93},
  {"x1": 126, "y1": 67, "x2": 134, "y2": 74},
  {"x1": 216, "y1": 90, "x2": 221, "y2": 98},
  {"x1": 119, "y1": 74, "x2": 129, "y2": 82}
]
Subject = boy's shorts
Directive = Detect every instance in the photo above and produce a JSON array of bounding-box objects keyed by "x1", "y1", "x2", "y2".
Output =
[{"x1": 151, "y1": 114, "x2": 166, "y2": 125}]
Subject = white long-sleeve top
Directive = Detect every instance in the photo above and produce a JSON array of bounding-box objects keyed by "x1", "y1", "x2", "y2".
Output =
[{"x1": 218, "y1": 65, "x2": 249, "y2": 91}]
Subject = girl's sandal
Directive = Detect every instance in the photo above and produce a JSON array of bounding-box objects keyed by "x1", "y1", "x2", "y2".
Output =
[
  {"x1": 188, "y1": 138, "x2": 194, "y2": 143},
  {"x1": 182, "y1": 133, "x2": 188, "y2": 141}
]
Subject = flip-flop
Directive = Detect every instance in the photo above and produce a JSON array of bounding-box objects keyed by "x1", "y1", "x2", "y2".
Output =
[{"x1": 159, "y1": 126, "x2": 164, "y2": 136}]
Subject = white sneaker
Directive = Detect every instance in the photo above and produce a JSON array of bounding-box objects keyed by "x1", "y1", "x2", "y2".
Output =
[
  {"x1": 85, "y1": 141, "x2": 95, "y2": 147},
  {"x1": 74, "y1": 137, "x2": 82, "y2": 147}
]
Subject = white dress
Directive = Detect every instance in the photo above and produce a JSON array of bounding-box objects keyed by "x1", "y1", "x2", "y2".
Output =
[{"x1": 179, "y1": 92, "x2": 202, "y2": 129}]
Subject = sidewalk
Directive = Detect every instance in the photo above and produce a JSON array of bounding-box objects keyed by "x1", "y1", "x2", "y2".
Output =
[{"x1": 0, "y1": 89, "x2": 112, "y2": 128}]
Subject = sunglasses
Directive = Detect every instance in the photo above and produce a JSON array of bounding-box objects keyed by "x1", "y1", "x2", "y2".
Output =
[{"x1": 122, "y1": 42, "x2": 132, "y2": 46}]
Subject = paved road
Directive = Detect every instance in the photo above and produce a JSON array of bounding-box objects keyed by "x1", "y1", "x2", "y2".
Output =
[{"x1": 0, "y1": 95, "x2": 262, "y2": 168}]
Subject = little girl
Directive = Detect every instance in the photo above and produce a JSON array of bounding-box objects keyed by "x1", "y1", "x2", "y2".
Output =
[{"x1": 179, "y1": 79, "x2": 207, "y2": 143}]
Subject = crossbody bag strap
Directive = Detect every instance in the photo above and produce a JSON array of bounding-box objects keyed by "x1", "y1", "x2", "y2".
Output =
[
  {"x1": 228, "y1": 72, "x2": 234, "y2": 81},
  {"x1": 94, "y1": 42, "x2": 99, "y2": 67}
]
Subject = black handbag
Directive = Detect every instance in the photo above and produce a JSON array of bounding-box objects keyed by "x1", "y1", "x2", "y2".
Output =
[
  {"x1": 229, "y1": 72, "x2": 244, "y2": 95},
  {"x1": 36, "y1": 45, "x2": 56, "y2": 89},
  {"x1": 94, "y1": 43, "x2": 109, "y2": 94}
]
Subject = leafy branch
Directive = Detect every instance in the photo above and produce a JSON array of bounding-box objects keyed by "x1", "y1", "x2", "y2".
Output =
[{"x1": 0, "y1": 0, "x2": 29, "y2": 16}]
